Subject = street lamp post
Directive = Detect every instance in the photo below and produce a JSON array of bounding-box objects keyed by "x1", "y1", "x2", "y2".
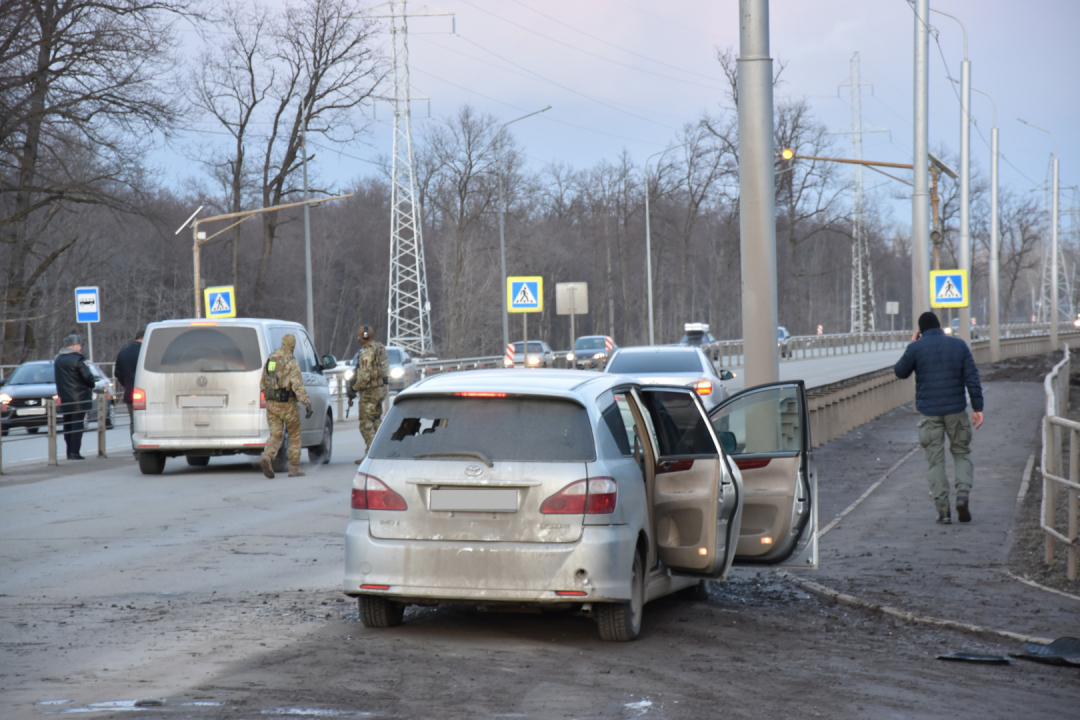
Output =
[
  {"x1": 1019, "y1": 118, "x2": 1060, "y2": 350},
  {"x1": 972, "y1": 88, "x2": 999, "y2": 361},
  {"x1": 497, "y1": 106, "x2": 551, "y2": 350},
  {"x1": 302, "y1": 118, "x2": 315, "y2": 343},
  {"x1": 933, "y1": 8, "x2": 972, "y2": 343},
  {"x1": 644, "y1": 143, "x2": 688, "y2": 345},
  {"x1": 912, "y1": 0, "x2": 931, "y2": 325}
]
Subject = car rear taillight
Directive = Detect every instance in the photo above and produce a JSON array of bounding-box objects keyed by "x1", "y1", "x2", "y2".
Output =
[
  {"x1": 694, "y1": 380, "x2": 713, "y2": 396},
  {"x1": 132, "y1": 388, "x2": 146, "y2": 411},
  {"x1": 352, "y1": 473, "x2": 407, "y2": 511},
  {"x1": 540, "y1": 478, "x2": 617, "y2": 514},
  {"x1": 260, "y1": 390, "x2": 266, "y2": 409}
]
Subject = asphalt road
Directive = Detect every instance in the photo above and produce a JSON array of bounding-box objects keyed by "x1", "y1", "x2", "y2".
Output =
[{"x1": 1, "y1": 367, "x2": 1077, "y2": 719}]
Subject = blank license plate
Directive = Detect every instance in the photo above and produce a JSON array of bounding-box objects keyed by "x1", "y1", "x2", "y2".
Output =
[
  {"x1": 179, "y1": 396, "x2": 226, "y2": 408},
  {"x1": 16, "y1": 407, "x2": 46, "y2": 416},
  {"x1": 429, "y1": 488, "x2": 518, "y2": 513}
]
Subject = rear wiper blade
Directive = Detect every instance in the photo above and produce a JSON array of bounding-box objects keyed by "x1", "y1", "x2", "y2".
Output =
[{"x1": 414, "y1": 451, "x2": 493, "y2": 467}]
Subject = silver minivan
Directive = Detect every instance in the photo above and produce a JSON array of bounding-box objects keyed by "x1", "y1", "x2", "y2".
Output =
[
  {"x1": 131, "y1": 318, "x2": 336, "y2": 475},
  {"x1": 343, "y1": 369, "x2": 817, "y2": 640}
]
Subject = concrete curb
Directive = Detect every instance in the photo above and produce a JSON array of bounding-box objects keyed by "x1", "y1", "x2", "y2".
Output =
[{"x1": 777, "y1": 570, "x2": 1055, "y2": 646}]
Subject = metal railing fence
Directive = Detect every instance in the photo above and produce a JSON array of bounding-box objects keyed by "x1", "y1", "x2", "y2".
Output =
[
  {"x1": 1040, "y1": 344, "x2": 1079, "y2": 581},
  {"x1": 0, "y1": 394, "x2": 124, "y2": 474}
]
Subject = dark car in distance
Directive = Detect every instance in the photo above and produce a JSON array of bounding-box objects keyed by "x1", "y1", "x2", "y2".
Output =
[{"x1": 0, "y1": 360, "x2": 114, "y2": 435}]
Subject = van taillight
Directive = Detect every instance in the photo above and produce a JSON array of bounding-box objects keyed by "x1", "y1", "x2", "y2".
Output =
[
  {"x1": 260, "y1": 391, "x2": 266, "y2": 409},
  {"x1": 132, "y1": 388, "x2": 146, "y2": 411},
  {"x1": 352, "y1": 473, "x2": 407, "y2": 511},
  {"x1": 540, "y1": 478, "x2": 617, "y2": 514}
]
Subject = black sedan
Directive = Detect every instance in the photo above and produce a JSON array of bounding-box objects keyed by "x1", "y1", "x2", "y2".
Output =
[{"x1": 0, "y1": 360, "x2": 114, "y2": 435}]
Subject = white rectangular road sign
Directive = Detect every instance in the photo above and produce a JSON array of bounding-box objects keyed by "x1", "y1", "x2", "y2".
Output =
[
  {"x1": 555, "y1": 282, "x2": 588, "y2": 315},
  {"x1": 885, "y1": 301, "x2": 899, "y2": 315},
  {"x1": 75, "y1": 286, "x2": 100, "y2": 323}
]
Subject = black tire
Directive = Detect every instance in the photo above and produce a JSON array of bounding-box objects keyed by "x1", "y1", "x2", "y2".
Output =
[
  {"x1": 358, "y1": 595, "x2": 405, "y2": 628},
  {"x1": 186, "y1": 455, "x2": 210, "y2": 467},
  {"x1": 1, "y1": 428, "x2": 8, "y2": 436},
  {"x1": 308, "y1": 415, "x2": 333, "y2": 464},
  {"x1": 138, "y1": 451, "x2": 166, "y2": 475},
  {"x1": 596, "y1": 549, "x2": 644, "y2": 641},
  {"x1": 680, "y1": 579, "x2": 710, "y2": 602},
  {"x1": 27, "y1": 426, "x2": 38, "y2": 434}
]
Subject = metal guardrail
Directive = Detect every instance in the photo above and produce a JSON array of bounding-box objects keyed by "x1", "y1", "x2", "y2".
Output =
[
  {"x1": 0, "y1": 394, "x2": 120, "y2": 474},
  {"x1": 1040, "y1": 343, "x2": 1078, "y2": 581}
]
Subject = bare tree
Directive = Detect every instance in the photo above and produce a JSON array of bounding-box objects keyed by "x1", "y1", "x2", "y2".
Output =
[
  {"x1": 249, "y1": 0, "x2": 384, "y2": 309},
  {"x1": 0, "y1": 0, "x2": 192, "y2": 362}
]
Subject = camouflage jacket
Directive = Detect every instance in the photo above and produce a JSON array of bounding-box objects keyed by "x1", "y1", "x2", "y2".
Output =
[
  {"x1": 261, "y1": 349, "x2": 311, "y2": 406},
  {"x1": 352, "y1": 341, "x2": 389, "y2": 393}
]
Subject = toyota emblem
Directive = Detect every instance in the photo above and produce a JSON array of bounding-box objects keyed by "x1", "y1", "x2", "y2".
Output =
[
  {"x1": 464, "y1": 464, "x2": 483, "y2": 477},
  {"x1": 196, "y1": 375, "x2": 208, "y2": 387}
]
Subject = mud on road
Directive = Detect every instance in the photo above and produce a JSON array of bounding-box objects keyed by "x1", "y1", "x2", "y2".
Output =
[{"x1": 2, "y1": 374, "x2": 1078, "y2": 719}]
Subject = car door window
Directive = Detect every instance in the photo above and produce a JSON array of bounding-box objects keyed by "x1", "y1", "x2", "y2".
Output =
[
  {"x1": 710, "y1": 385, "x2": 803, "y2": 455},
  {"x1": 639, "y1": 389, "x2": 717, "y2": 457},
  {"x1": 299, "y1": 334, "x2": 318, "y2": 374},
  {"x1": 595, "y1": 389, "x2": 637, "y2": 457}
]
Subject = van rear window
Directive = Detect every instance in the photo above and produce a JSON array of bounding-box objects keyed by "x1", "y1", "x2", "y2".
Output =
[
  {"x1": 142, "y1": 327, "x2": 263, "y2": 373},
  {"x1": 370, "y1": 396, "x2": 595, "y2": 462}
]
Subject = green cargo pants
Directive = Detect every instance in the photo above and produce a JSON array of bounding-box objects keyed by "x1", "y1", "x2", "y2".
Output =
[{"x1": 917, "y1": 411, "x2": 973, "y2": 513}]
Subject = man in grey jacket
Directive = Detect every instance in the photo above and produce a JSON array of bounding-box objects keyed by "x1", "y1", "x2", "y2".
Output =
[{"x1": 894, "y1": 312, "x2": 985, "y2": 524}]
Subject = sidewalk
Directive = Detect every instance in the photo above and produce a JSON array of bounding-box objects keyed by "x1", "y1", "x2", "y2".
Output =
[{"x1": 793, "y1": 381, "x2": 1079, "y2": 646}]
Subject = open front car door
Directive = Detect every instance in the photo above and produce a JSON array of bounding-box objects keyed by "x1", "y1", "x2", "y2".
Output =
[
  {"x1": 636, "y1": 388, "x2": 741, "y2": 579},
  {"x1": 709, "y1": 381, "x2": 817, "y2": 569}
]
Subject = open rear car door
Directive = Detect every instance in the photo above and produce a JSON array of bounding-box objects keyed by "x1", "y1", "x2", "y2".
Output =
[
  {"x1": 708, "y1": 381, "x2": 817, "y2": 569},
  {"x1": 636, "y1": 388, "x2": 741, "y2": 579}
]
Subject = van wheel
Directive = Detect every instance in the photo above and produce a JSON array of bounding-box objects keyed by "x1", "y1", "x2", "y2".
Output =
[
  {"x1": 186, "y1": 455, "x2": 210, "y2": 467},
  {"x1": 308, "y1": 415, "x2": 333, "y2": 464},
  {"x1": 138, "y1": 451, "x2": 166, "y2": 475},
  {"x1": 596, "y1": 549, "x2": 644, "y2": 641},
  {"x1": 272, "y1": 433, "x2": 289, "y2": 474},
  {"x1": 358, "y1": 595, "x2": 405, "y2": 628}
]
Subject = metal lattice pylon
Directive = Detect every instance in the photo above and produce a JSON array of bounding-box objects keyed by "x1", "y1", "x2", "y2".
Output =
[
  {"x1": 386, "y1": 0, "x2": 432, "y2": 354},
  {"x1": 843, "y1": 53, "x2": 877, "y2": 333}
]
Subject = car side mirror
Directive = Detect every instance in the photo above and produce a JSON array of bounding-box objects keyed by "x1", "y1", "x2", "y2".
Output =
[
  {"x1": 717, "y1": 431, "x2": 737, "y2": 454},
  {"x1": 322, "y1": 354, "x2": 337, "y2": 371},
  {"x1": 719, "y1": 369, "x2": 735, "y2": 381}
]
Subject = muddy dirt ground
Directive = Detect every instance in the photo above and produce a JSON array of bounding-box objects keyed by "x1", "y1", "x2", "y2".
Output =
[{"x1": 3, "y1": 360, "x2": 1078, "y2": 720}]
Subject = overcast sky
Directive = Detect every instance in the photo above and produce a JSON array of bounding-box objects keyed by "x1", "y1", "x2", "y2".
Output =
[{"x1": 175, "y1": 0, "x2": 1080, "y2": 231}]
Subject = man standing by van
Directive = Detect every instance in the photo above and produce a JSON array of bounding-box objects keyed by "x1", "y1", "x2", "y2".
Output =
[
  {"x1": 54, "y1": 333, "x2": 98, "y2": 460},
  {"x1": 260, "y1": 334, "x2": 312, "y2": 479},
  {"x1": 114, "y1": 328, "x2": 143, "y2": 441},
  {"x1": 349, "y1": 324, "x2": 388, "y2": 464}
]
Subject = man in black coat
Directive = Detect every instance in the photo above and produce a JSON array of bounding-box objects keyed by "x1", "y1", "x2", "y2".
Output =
[
  {"x1": 114, "y1": 328, "x2": 143, "y2": 438},
  {"x1": 894, "y1": 311, "x2": 985, "y2": 524},
  {"x1": 54, "y1": 333, "x2": 98, "y2": 460}
]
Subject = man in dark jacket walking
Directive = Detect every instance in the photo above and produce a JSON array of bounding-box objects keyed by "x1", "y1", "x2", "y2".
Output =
[
  {"x1": 894, "y1": 312, "x2": 985, "y2": 524},
  {"x1": 114, "y1": 328, "x2": 143, "y2": 439},
  {"x1": 54, "y1": 333, "x2": 98, "y2": 460}
]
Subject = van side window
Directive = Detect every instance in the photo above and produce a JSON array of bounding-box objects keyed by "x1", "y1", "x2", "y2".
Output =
[
  {"x1": 268, "y1": 326, "x2": 308, "y2": 372},
  {"x1": 299, "y1": 335, "x2": 318, "y2": 373}
]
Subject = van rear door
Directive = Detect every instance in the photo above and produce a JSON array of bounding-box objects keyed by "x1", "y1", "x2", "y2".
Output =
[{"x1": 139, "y1": 324, "x2": 264, "y2": 438}]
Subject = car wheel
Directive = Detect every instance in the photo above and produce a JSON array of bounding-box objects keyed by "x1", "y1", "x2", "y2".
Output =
[
  {"x1": 596, "y1": 549, "x2": 644, "y2": 641},
  {"x1": 272, "y1": 432, "x2": 289, "y2": 474},
  {"x1": 186, "y1": 455, "x2": 210, "y2": 467},
  {"x1": 27, "y1": 426, "x2": 38, "y2": 434},
  {"x1": 358, "y1": 595, "x2": 405, "y2": 628},
  {"x1": 308, "y1": 414, "x2": 333, "y2": 464},
  {"x1": 138, "y1": 451, "x2": 166, "y2": 475}
]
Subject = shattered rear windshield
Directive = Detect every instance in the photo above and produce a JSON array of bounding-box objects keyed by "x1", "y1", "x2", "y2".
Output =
[{"x1": 369, "y1": 396, "x2": 595, "y2": 462}]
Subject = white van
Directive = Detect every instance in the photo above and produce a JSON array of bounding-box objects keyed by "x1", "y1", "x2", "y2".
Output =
[{"x1": 131, "y1": 318, "x2": 336, "y2": 475}]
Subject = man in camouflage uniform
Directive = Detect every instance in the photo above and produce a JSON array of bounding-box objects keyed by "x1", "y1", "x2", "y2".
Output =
[
  {"x1": 348, "y1": 324, "x2": 389, "y2": 464},
  {"x1": 260, "y1": 334, "x2": 312, "y2": 478}
]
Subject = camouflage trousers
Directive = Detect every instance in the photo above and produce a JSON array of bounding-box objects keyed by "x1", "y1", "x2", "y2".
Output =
[
  {"x1": 263, "y1": 400, "x2": 302, "y2": 464},
  {"x1": 358, "y1": 387, "x2": 387, "y2": 449}
]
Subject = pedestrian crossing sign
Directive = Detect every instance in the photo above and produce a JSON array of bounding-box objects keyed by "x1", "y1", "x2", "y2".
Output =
[
  {"x1": 929, "y1": 270, "x2": 968, "y2": 308},
  {"x1": 204, "y1": 285, "x2": 237, "y2": 318},
  {"x1": 507, "y1": 276, "x2": 543, "y2": 313}
]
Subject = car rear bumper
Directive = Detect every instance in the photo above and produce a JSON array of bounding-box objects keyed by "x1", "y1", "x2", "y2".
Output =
[
  {"x1": 343, "y1": 520, "x2": 636, "y2": 603},
  {"x1": 132, "y1": 432, "x2": 269, "y2": 454}
]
